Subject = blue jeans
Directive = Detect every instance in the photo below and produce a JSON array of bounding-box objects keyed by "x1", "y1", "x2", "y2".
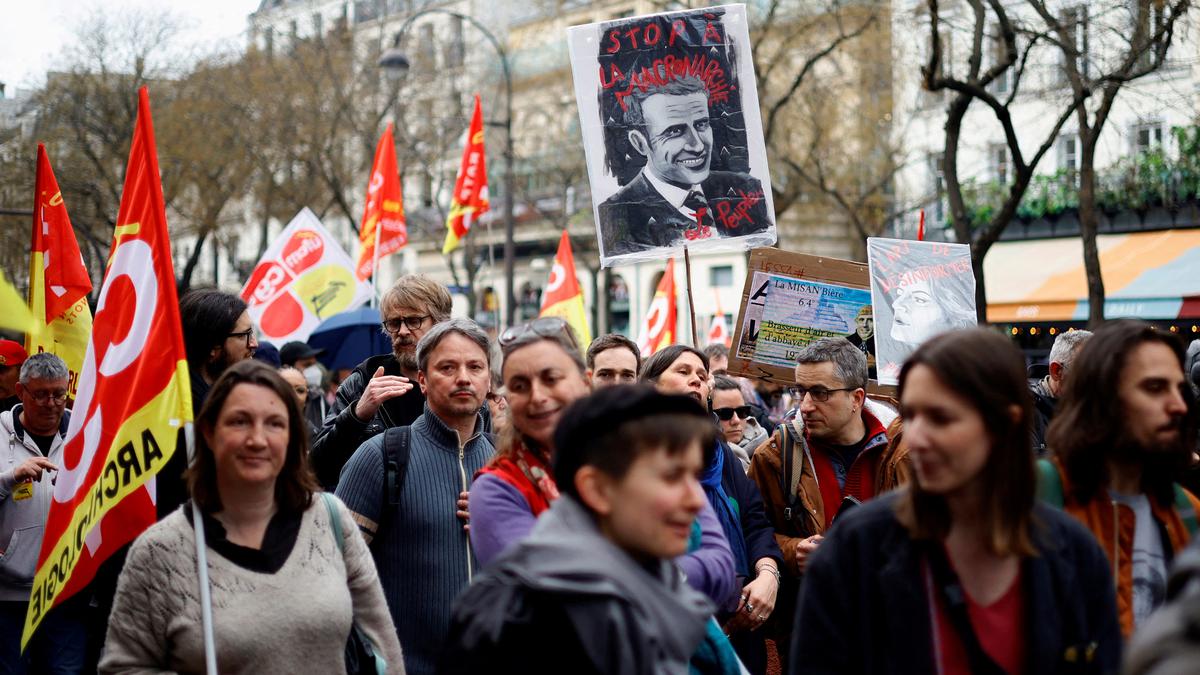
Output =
[{"x1": 0, "y1": 599, "x2": 88, "y2": 675}]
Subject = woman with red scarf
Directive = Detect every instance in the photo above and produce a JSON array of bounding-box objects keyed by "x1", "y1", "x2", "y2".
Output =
[{"x1": 468, "y1": 318, "x2": 738, "y2": 608}]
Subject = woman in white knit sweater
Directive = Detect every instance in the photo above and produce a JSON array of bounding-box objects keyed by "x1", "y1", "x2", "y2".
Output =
[{"x1": 100, "y1": 360, "x2": 404, "y2": 674}]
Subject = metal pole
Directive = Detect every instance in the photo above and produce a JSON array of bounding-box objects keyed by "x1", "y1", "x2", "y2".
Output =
[{"x1": 380, "y1": 8, "x2": 516, "y2": 327}]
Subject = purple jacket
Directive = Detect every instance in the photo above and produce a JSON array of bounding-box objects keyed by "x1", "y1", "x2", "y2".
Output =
[{"x1": 469, "y1": 472, "x2": 738, "y2": 607}]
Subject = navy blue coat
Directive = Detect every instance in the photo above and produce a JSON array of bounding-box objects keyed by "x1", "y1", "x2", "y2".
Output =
[
  {"x1": 790, "y1": 493, "x2": 1121, "y2": 675},
  {"x1": 719, "y1": 442, "x2": 784, "y2": 576}
]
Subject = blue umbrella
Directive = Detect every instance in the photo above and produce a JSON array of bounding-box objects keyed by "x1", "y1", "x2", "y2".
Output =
[{"x1": 308, "y1": 307, "x2": 392, "y2": 371}]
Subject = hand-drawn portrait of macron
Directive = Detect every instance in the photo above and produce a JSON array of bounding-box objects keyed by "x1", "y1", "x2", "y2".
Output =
[{"x1": 568, "y1": 4, "x2": 777, "y2": 267}]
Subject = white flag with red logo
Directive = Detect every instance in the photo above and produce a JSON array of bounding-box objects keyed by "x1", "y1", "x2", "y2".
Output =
[
  {"x1": 241, "y1": 208, "x2": 373, "y2": 344},
  {"x1": 636, "y1": 258, "x2": 677, "y2": 356}
]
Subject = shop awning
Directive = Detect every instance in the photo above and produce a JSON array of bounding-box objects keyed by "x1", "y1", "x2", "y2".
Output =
[{"x1": 985, "y1": 229, "x2": 1200, "y2": 322}]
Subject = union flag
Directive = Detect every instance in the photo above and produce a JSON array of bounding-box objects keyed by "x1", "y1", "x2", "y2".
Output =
[{"x1": 23, "y1": 88, "x2": 192, "y2": 648}]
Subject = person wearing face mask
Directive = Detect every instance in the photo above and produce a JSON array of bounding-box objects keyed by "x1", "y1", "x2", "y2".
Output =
[
  {"x1": 468, "y1": 320, "x2": 737, "y2": 611},
  {"x1": 791, "y1": 329, "x2": 1120, "y2": 674},
  {"x1": 442, "y1": 387, "x2": 738, "y2": 675},
  {"x1": 642, "y1": 345, "x2": 783, "y2": 674}
]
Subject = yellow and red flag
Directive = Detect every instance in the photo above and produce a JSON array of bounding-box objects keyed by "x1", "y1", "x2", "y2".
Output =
[
  {"x1": 707, "y1": 293, "x2": 730, "y2": 347},
  {"x1": 355, "y1": 123, "x2": 407, "y2": 281},
  {"x1": 0, "y1": 268, "x2": 37, "y2": 335},
  {"x1": 443, "y1": 95, "x2": 489, "y2": 255},
  {"x1": 28, "y1": 144, "x2": 93, "y2": 400},
  {"x1": 636, "y1": 259, "x2": 677, "y2": 357},
  {"x1": 538, "y1": 230, "x2": 592, "y2": 349},
  {"x1": 23, "y1": 87, "x2": 192, "y2": 648}
]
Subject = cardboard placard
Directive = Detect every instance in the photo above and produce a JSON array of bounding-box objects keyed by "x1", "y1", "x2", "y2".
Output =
[{"x1": 728, "y1": 248, "x2": 874, "y2": 385}]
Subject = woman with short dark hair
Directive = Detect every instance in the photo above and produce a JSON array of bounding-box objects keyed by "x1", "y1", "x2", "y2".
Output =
[
  {"x1": 100, "y1": 360, "x2": 404, "y2": 674},
  {"x1": 642, "y1": 345, "x2": 783, "y2": 674},
  {"x1": 443, "y1": 386, "x2": 733, "y2": 674},
  {"x1": 791, "y1": 329, "x2": 1120, "y2": 675}
]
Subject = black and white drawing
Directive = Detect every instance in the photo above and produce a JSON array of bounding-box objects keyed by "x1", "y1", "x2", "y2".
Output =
[{"x1": 568, "y1": 4, "x2": 777, "y2": 267}]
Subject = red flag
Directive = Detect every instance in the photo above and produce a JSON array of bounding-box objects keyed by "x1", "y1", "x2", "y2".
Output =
[
  {"x1": 24, "y1": 87, "x2": 193, "y2": 647},
  {"x1": 28, "y1": 145, "x2": 94, "y2": 400},
  {"x1": 636, "y1": 259, "x2": 677, "y2": 356},
  {"x1": 443, "y1": 95, "x2": 489, "y2": 254},
  {"x1": 355, "y1": 123, "x2": 407, "y2": 280},
  {"x1": 538, "y1": 231, "x2": 592, "y2": 347}
]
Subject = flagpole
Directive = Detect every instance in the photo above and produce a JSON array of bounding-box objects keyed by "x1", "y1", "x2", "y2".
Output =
[
  {"x1": 186, "y1": 424, "x2": 218, "y2": 675},
  {"x1": 369, "y1": 219, "x2": 383, "y2": 307},
  {"x1": 683, "y1": 246, "x2": 698, "y2": 347}
]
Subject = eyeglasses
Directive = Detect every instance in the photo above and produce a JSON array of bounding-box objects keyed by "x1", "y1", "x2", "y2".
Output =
[
  {"x1": 381, "y1": 315, "x2": 431, "y2": 335},
  {"x1": 29, "y1": 390, "x2": 68, "y2": 405},
  {"x1": 711, "y1": 405, "x2": 751, "y2": 421},
  {"x1": 787, "y1": 386, "x2": 856, "y2": 403},
  {"x1": 499, "y1": 317, "x2": 575, "y2": 348},
  {"x1": 227, "y1": 328, "x2": 255, "y2": 346}
]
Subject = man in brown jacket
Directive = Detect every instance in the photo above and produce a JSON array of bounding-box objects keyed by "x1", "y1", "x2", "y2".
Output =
[{"x1": 747, "y1": 338, "x2": 899, "y2": 662}]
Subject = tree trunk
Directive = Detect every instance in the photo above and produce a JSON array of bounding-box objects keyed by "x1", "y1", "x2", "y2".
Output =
[
  {"x1": 177, "y1": 230, "x2": 209, "y2": 294},
  {"x1": 1078, "y1": 133, "x2": 1106, "y2": 327}
]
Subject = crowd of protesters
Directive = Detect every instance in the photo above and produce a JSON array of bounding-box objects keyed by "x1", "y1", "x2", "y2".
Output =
[{"x1": 3, "y1": 272, "x2": 1200, "y2": 674}]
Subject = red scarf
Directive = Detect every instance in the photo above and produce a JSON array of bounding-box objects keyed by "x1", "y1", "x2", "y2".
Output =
[{"x1": 477, "y1": 440, "x2": 560, "y2": 516}]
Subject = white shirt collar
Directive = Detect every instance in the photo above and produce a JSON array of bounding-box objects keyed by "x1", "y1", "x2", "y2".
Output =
[{"x1": 641, "y1": 166, "x2": 703, "y2": 215}]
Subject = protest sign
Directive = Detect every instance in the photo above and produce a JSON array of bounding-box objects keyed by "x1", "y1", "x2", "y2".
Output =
[
  {"x1": 867, "y1": 237, "x2": 977, "y2": 385},
  {"x1": 728, "y1": 248, "x2": 872, "y2": 385},
  {"x1": 567, "y1": 3, "x2": 776, "y2": 267},
  {"x1": 241, "y1": 208, "x2": 373, "y2": 345}
]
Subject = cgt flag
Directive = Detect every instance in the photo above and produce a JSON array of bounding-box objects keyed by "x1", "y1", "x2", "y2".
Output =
[
  {"x1": 636, "y1": 258, "x2": 677, "y2": 357},
  {"x1": 243, "y1": 208, "x2": 373, "y2": 344},
  {"x1": 23, "y1": 87, "x2": 192, "y2": 648},
  {"x1": 28, "y1": 144, "x2": 94, "y2": 401},
  {"x1": 706, "y1": 292, "x2": 730, "y2": 347},
  {"x1": 538, "y1": 231, "x2": 592, "y2": 349},
  {"x1": 442, "y1": 95, "x2": 489, "y2": 255},
  {"x1": 355, "y1": 123, "x2": 407, "y2": 281}
]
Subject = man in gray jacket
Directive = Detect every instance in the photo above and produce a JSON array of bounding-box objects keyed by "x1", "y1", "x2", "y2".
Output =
[
  {"x1": 337, "y1": 318, "x2": 496, "y2": 675},
  {"x1": 0, "y1": 353, "x2": 86, "y2": 672},
  {"x1": 311, "y1": 274, "x2": 453, "y2": 489}
]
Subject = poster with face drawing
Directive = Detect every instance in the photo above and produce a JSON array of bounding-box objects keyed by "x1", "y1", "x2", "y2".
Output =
[
  {"x1": 567, "y1": 4, "x2": 777, "y2": 267},
  {"x1": 867, "y1": 238, "x2": 978, "y2": 385}
]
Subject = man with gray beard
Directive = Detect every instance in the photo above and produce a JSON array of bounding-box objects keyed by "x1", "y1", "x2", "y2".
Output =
[{"x1": 310, "y1": 274, "x2": 453, "y2": 488}]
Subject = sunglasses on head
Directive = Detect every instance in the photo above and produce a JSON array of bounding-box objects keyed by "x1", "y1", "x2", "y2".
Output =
[
  {"x1": 499, "y1": 317, "x2": 576, "y2": 348},
  {"x1": 711, "y1": 405, "x2": 751, "y2": 421}
]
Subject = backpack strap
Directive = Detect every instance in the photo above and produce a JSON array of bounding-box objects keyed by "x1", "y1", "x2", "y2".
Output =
[
  {"x1": 779, "y1": 422, "x2": 804, "y2": 525},
  {"x1": 1173, "y1": 484, "x2": 1199, "y2": 536},
  {"x1": 320, "y1": 492, "x2": 344, "y2": 555},
  {"x1": 1036, "y1": 458, "x2": 1065, "y2": 508},
  {"x1": 374, "y1": 426, "x2": 411, "y2": 547}
]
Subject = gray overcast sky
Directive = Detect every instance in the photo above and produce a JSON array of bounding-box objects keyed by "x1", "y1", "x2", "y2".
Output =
[{"x1": 1, "y1": 0, "x2": 261, "y2": 91}]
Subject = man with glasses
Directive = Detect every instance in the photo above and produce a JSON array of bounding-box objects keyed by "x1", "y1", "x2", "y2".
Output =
[
  {"x1": 711, "y1": 375, "x2": 766, "y2": 471},
  {"x1": 179, "y1": 289, "x2": 259, "y2": 414},
  {"x1": 311, "y1": 274, "x2": 459, "y2": 489},
  {"x1": 0, "y1": 353, "x2": 88, "y2": 672},
  {"x1": 746, "y1": 337, "x2": 897, "y2": 667}
]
